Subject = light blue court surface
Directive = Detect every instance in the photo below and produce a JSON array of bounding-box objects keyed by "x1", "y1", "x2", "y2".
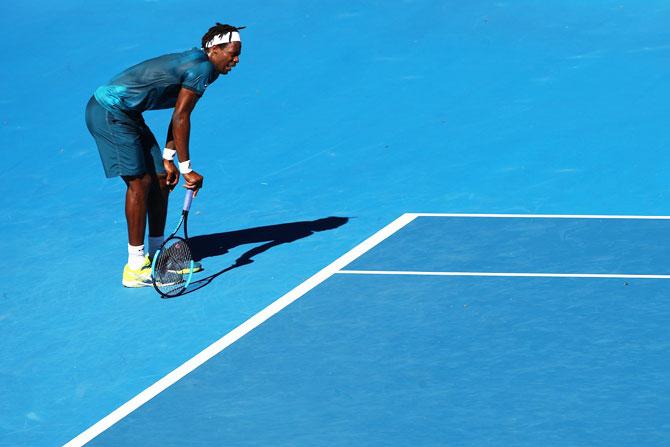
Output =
[
  {"x1": 84, "y1": 215, "x2": 670, "y2": 446},
  {"x1": 2, "y1": 0, "x2": 670, "y2": 445}
]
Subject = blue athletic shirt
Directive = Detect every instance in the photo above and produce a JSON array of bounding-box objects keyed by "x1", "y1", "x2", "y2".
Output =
[{"x1": 94, "y1": 48, "x2": 218, "y2": 113}]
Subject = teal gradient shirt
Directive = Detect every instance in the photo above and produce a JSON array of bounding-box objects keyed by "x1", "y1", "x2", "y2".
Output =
[{"x1": 94, "y1": 48, "x2": 218, "y2": 113}]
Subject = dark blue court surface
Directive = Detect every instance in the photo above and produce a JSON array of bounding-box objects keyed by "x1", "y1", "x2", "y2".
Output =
[
  {"x1": 85, "y1": 216, "x2": 670, "y2": 446},
  {"x1": 2, "y1": 0, "x2": 670, "y2": 445},
  {"x1": 345, "y1": 216, "x2": 670, "y2": 274}
]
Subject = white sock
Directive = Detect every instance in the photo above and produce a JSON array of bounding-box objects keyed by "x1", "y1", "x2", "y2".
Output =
[
  {"x1": 128, "y1": 244, "x2": 146, "y2": 270},
  {"x1": 148, "y1": 236, "x2": 164, "y2": 258}
]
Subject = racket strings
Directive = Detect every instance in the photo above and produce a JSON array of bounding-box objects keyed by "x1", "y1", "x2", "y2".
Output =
[{"x1": 153, "y1": 237, "x2": 193, "y2": 296}]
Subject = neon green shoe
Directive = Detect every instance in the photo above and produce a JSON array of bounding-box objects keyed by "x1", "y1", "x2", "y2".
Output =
[{"x1": 122, "y1": 256, "x2": 152, "y2": 288}]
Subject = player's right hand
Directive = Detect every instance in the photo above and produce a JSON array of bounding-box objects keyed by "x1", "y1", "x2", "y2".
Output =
[
  {"x1": 163, "y1": 160, "x2": 179, "y2": 191},
  {"x1": 183, "y1": 171, "x2": 204, "y2": 196}
]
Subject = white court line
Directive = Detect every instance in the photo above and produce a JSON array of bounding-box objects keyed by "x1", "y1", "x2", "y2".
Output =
[
  {"x1": 410, "y1": 213, "x2": 670, "y2": 219},
  {"x1": 63, "y1": 211, "x2": 670, "y2": 445},
  {"x1": 63, "y1": 213, "x2": 418, "y2": 447},
  {"x1": 338, "y1": 270, "x2": 670, "y2": 279}
]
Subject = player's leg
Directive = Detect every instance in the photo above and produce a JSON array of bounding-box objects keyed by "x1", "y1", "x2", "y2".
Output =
[
  {"x1": 148, "y1": 173, "x2": 169, "y2": 258},
  {"x1": 86, "y1": 97, "x2": 155, "y2": 286},
  {"x1": 141, "y1": 124, "x2": 170, "y2": 259},
  {"x1": 119, "y1": 173, "x2": 153, "y2": 287},
  {"x1": 122, "y1": 173, "x2": 153, "y2": 247}
]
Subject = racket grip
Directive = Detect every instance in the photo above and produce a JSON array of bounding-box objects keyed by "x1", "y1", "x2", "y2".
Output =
[{"x1": 183, "y1": 189, "x2": 194, "y2": 211}]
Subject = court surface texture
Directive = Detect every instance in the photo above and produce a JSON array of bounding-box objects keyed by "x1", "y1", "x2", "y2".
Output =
[{"x1": 1, "y1": 1, "x2": 669, "y2": 446}]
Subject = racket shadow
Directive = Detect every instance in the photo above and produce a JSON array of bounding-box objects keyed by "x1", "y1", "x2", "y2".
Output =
[{"x1": 168, "y1": 216, "x2": 349, "y2": 298}]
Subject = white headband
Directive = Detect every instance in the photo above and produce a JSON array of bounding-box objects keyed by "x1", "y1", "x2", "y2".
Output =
[{"x1": 205, "y1": 31, "x2": 241, "y2": 48}]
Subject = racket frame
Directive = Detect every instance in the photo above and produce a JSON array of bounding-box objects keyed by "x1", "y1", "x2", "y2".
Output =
[{"x1": 151, "y1": 190, "x2": 196, "y2": 297}]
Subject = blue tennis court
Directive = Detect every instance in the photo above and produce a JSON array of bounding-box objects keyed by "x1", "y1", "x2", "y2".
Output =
[
  {"x1": 67, "y1": 214, "x2": 670, "y2": 446},
  {"x1": 2, "y1": 0, "x2": 670, "y2": 445}
]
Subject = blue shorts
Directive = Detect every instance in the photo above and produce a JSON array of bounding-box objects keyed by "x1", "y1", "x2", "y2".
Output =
[{"x1": 85, "y1": 96, "x2": 166, "y2": 178}]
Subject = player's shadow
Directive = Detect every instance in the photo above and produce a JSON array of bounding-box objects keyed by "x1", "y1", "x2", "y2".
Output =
[{"x1": 175, "y1": 216, "x2": 349, "y2": 297}]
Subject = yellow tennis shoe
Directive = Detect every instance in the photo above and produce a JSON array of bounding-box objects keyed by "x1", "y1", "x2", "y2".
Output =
[{"x1": 122, "y1": 256, "x2": 152, "y2": 288}]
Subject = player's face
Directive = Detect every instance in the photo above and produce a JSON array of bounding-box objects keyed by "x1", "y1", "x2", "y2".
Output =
[{"x1": 210, "y1": 42, "x2": 242, "y2": 75}]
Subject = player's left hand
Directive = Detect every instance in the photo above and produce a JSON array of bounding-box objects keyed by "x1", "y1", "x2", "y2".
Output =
[
  {"x1": 164, "y1": 160, "x2": 179, "y2": 191},
  {"x1": 183, "y1": 170, "x2": 204, "y2": 197}
]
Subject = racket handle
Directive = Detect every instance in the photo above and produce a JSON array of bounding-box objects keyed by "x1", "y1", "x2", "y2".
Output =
[{"x1": 183, "y1": 189, "x2": 194, "y2": 212}]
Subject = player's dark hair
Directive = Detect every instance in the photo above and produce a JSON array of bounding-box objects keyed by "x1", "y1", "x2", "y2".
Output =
[{"x1": 201, "y1": 23, "x2": 246, "y2": 49}]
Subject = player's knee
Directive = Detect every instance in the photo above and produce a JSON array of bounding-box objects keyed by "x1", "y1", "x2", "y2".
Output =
[{"x1": 125, "y1": 173, "x2": 153, "y2": 192}]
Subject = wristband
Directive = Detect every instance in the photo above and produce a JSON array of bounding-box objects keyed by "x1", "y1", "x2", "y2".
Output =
[
  {"x1": 162, "y1": 148, "x2": 176, "y2": 161},
  {"x1": 179, "y1": 160, "x2": 193, "y2": 174}
]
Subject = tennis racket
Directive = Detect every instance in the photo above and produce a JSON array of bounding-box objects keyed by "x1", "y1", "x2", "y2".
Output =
[{"x1": 151, "y1": 189, "x2": 196, "y2": 297}]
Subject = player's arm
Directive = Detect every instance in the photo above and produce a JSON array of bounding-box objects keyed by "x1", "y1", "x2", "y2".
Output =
[
  {"x1": 165, "y1": 121, "x2": 175, "y2": 149},
  {"x1": 172, "y1": 87, "x2": 204, "y2": 194},
  {"x1": 162, "y1": 122, "x2": 179, "y2": 190}
]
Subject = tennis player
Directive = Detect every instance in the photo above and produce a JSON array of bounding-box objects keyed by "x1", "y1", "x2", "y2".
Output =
[{"x1": 86, "y1": 23, "x2": 243, "y2": 287}]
